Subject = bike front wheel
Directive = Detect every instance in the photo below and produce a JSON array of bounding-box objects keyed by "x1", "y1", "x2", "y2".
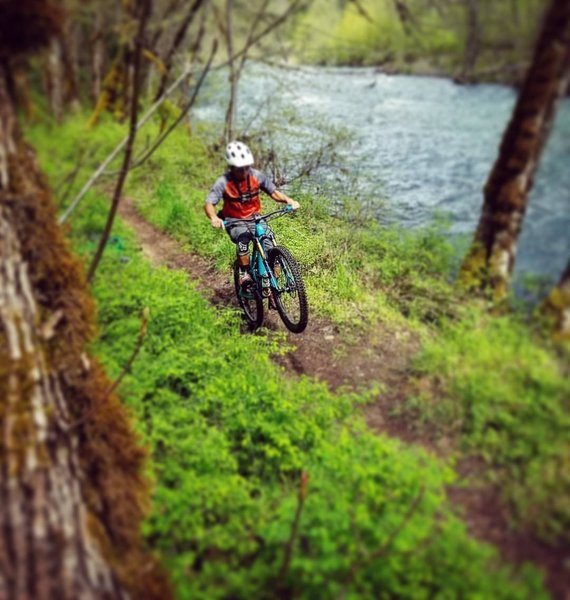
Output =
[
  {"x1": 233, "y1": 263, "x2": 264, "y2": 330},
  {"x1": 267, "y1": 246, "x2": 308, "y2": 333}
]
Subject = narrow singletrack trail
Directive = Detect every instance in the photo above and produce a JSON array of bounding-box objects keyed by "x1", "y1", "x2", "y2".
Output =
[
  {"x1": 118, "y1": 197, "x2": 569, "y2": 599},
  {"x1": 118, "y1": 198, "x2": 420, "y2": 416}
]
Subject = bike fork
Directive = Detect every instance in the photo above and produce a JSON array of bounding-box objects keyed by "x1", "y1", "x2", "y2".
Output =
[{"x1": 255, "y1": 241, "x2": 278, "y2": 289}]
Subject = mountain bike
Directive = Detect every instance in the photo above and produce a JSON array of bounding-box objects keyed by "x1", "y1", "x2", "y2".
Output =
[{"x1": 223, "y1": 207, "x2": 308, "y2": 333}]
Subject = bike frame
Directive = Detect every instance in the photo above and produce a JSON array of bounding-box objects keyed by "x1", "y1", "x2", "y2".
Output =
[
  {"x1": 224, "y1": 206, "x2": 294, "y2": 292},
  {"x1": 222, "y1": 205, "x2": 308, "y2": 333}
]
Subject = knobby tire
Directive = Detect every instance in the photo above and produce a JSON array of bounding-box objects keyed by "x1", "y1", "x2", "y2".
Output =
[
  {"x1": 267, "y1": 246, "x2": 308, "y2": 333},
  {"x1": 233, "y1": 262, "x2": 264, "y2": 330}
]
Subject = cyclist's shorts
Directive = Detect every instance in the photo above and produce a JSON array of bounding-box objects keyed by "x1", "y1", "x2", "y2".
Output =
[{"x1": 224, "y1": 218, "x2": 273, "y2": 256}]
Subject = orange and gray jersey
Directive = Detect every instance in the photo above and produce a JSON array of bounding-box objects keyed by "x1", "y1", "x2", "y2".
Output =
[{"x1": 206, "y1": 168, "x2": 276, "y2": 219}]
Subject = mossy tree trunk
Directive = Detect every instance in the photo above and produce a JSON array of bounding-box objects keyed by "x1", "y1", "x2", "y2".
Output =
[
  {"x1": 88, "y1": 0, "x2": 140, "y2": 127},
  {"x1": 0, "y1": 6, "x2": 169, "y2": 598},
  {"x1": 458, "y1": 0, "x2": 570, "y2": 299},
  {"x1": 541, "y1": 259, "x2": 570, "y2": 341}
]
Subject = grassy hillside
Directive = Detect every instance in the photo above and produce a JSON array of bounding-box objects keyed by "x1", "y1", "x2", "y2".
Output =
[{"x1": 26, "y1": 112, "x2": 569, "y2": 597}]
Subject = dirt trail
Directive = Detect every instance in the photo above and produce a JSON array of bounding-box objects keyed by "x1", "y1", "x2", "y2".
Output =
[
  {"x1": 118, "y1": 197, "x2": 569, "y2": 599},
  {"x1": 118, "y1": 198, "x2": 420, "y2": 410}
]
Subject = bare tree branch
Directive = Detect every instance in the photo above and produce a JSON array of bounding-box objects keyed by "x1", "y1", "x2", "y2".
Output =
[
  {"x1": 215, "y1": 0, "x2": 306, "y2": 72},
  {"x1": 55, "y1": 144, "x2": 99, "y2": 205},
  {"x1": 179, "y1": 0, "x2": 209, "y2": 102},
  {"x1": 126, "y1": 39, "x2": 218, "y2": 172},
  {"x1": 336, "y1": 486, "x2": 426, "y2": 599},
  {"x1": 154, "y1": 0, "x2": 206, "y2": 100},
  {"x1": 59, "y1": 62, "x2": 196, "y2": 224},
  {"x1": 349, "y1": 0, "x2": 375, "y2": 23},
  {"x1": 392, "y1": 0, "x2": 418, "y2": 36},
  {"x1": 87, "y1": 0, "x2": 151, "y2": 283},
  {"x1": 223, "y1": 0, "x2": 237, "y2": 141},
  {"x1": 150, "y1": 0, "x2": 185, "y2": 50},
  {"x1": 222, "y1": 0, "x2": 306, "y2": 141},
  {"x1": 276, "y1": 472, "x2": 310, "y2": 591},
  {"x1": 238, "y1": 0, "x2": 271, "y2": 74},
  {"x1": 107, "y1": 307, "x2": 150, "y2": 395}
]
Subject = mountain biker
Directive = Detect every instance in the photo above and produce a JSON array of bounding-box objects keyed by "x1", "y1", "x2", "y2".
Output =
[{"x1": 204, "y1": 141, "x2": 300, "y2": 287}]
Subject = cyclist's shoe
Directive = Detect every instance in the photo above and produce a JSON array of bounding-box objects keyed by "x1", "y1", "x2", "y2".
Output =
[{"x1": 239, "y1": 270, "x2": 252, "y2": 288}]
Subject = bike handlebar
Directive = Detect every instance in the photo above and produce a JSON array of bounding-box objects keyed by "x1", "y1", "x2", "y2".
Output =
[{"x1": 221, "y1": 205, "x2": 295, "y2": 230}]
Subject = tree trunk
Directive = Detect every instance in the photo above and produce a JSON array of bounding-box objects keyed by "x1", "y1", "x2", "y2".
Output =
[
  {"x1": 14, "y1": 65, "x2": 36, "y2": 121},
  {"x1": 541, "y1": 259, "x2": 570, "y2": 340},
  {"x1": 0, "y1": 204, "x2": 125, "y2": 599},
  {"x1": 459, "y1": 0, "x2": 570, "y2": 299},
  {"x1": 460, "y1": 0, "x2": 479, "y2": 81},
  {"x1": 88, "y1": 1, "x2": 139, "y2": 126},
  {"x1": 92, "y1": 13, "x2": 105, "y2": 103},
  {"x1": 60, "y1": 23, "x2": 81, "y2": 111},
  {"x1": 223, "y1": 0, "x2": 237, "y2": 143},
  {"x1": 0, "y1": 55, "x2": 169, "y2": 600},
  {"x1": 87, "y1": 0, "x2": 150, "y2": 282},
  {"x1": 44, "y1": 28, "x2": 81, "y2": 120},
  {"x1": 45, "y1": 37, "x2": 64, "y2": 122},
  {"x1": 153, "y1": 0, "x2": 205, "y2": 101}
]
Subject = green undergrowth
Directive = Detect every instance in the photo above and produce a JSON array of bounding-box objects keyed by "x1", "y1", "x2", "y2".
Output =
[
  {"x1": 28, "y1": 112, "x2": 458, "y2": 332},
  {"x1": 27, "y1": 111, "x2": 567, "y2": 594},
  {"x1": 410, "y1": 312, "x2": 570, "y2": 542},
  {"x1": 75, "y1": 191, "x2": 544, "y2": 598},
  {"x1": 126, "y1": 133, "x2": 459, "y2": 331}
]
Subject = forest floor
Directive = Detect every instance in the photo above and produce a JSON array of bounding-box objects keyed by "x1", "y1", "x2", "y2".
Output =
[{"x1": 118, "y1": 196, "x2": 569, "y2": 600}]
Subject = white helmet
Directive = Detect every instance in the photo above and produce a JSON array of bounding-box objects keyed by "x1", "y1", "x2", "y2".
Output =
[{"x1": 225, "y1": 141, "x2": 254, "y2": 167}]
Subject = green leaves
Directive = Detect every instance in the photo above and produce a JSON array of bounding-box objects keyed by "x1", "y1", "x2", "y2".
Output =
[
  {"x1": 31, "y1": 116, "x2": 548, "y2": 599},
  {"x1": 414, "y1": 311, "x2": 570, "y2": 540},
  {"x1": 85, "y1": 227, "x2": 544, "y2": 598}
]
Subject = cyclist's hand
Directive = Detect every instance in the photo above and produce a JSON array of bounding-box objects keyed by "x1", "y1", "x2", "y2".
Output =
[
  {"x1": 288, "y1": 200, "x2": 300, "y2": 211},
  {"x1": 211, "y1": 216, "x2": 224, "y2": 229}
]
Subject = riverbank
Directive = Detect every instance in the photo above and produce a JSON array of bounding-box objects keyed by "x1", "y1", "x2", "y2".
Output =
[
  {"x1": 289, "y1": 53, "x2": 527, "y2": 87},
  {"x1": 27, "y1": 113, "x2": 570, "y2": 597},
  {"x1": 194, "y1": 62, "x2": 570, "y2": 289},
  {"x1": 288, "y1": 0, "x2": 543, "y2": 87}
]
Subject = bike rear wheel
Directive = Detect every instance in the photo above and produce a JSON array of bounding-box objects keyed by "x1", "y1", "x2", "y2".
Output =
[
  {"x1": 233, "y1": 263, "x2": 264, "y2": 330},
  {"x1": 267, "y1": 246, "x2": 308, "y2": 333}
]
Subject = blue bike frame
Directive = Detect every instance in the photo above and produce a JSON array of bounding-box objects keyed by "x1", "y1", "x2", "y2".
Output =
[{"x1": 224, "y1": 206, "x2": 294, "y2": 293}]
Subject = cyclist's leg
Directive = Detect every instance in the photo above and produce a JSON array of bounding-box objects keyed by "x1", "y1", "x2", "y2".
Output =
[
  {"x1": 236, "y1": 233, "x2": 250, "y2": 267},
  {"x1": 260, "y1": 223, "x2": 281, "y2": 277},
  {"x1": 226, "y1": 220, "x2": 253, "y2": 281}
]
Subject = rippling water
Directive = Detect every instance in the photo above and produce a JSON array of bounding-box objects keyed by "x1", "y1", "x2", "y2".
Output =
[{"x1": 194, "y1": 62, "x2": 570, "y2": 284}]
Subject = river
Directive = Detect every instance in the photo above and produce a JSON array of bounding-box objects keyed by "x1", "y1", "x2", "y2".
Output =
[{"x1": 193, "y1": 62, "x2": 570, "y2": 288}]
